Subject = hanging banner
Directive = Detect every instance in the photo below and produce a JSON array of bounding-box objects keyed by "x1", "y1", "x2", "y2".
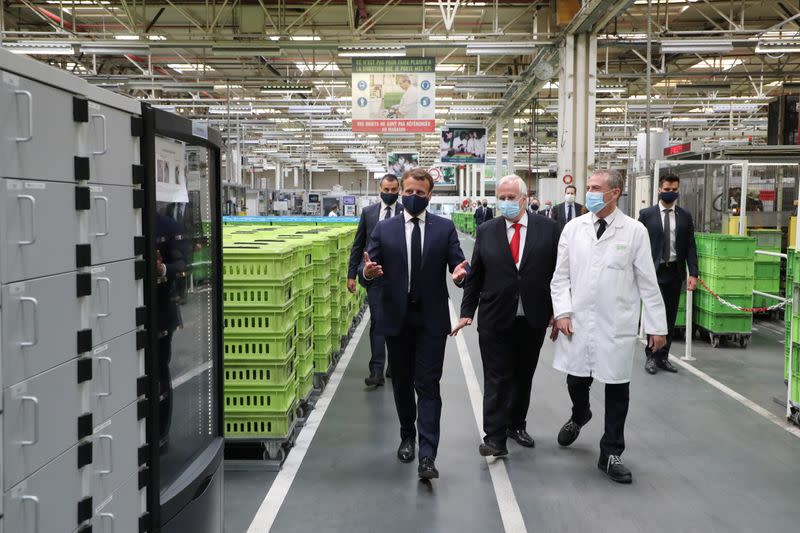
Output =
[
  {"x1": 387, "y1": 152, "x2": 420, "y2": 176},
  {"x1": 351, "y1": 57, "x2": 436, "y2": 133},
  {"x1": 440, "y1": 126, "x2": 487, "y2": 164}
]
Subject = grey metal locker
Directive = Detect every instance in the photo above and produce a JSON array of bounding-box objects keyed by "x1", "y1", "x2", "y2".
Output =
[
  {"x1": 3, "y1": 358, "x2": 87, "y2": 489},
  {"x1": 3, "y1": 442, "x2": 87, "y2": 533},
  {"x1": 87, "y1": 101, "x2": 139, "y2": 187},
  {"x1": 2, "y1": 272, "x2": 85, "y2": 388},
  {"x1": 92, "y1": 470, "x2": 142, "y2": 533},
  {"x1": 92, "y1": 401, "x2": 141, "y2": 505},
  {"x1": 92, "y1": 331, "x2": 142, "y2": 426},
  {"x1": 89, "y1": 184, "x2": 141, "y2": 265},
  {"x1": 90, "y1": 259, "x2": 139, "y2": 347},
  {"x1": 0, "y1": 179, "x2": 83, "y2": 284},
  {"x1": 0, "y1": 70, "x2": 81, "y2": 183}
]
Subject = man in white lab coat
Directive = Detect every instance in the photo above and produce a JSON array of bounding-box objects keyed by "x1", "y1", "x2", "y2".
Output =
[
  {"x1": 392, "y1": 75, "x2": 420, "y2": 119},
  {"x1": 550, "y1": 169, "x2": 667, "y2": 484}
]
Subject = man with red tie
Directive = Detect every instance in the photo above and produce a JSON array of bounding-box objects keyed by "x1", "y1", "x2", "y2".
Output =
[{"x1": 453, "y1": 175, "x2": 560, "y2": 456}]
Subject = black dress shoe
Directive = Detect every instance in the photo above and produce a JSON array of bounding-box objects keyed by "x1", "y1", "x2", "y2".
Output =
[
  {"x1": 479, "y1": 439, "x2": 508, "y2": 457},
  {"x1": 365, "y1": 373, "x2": 385, "y2": 387},
  {"x1": 557, "y1": 413, "x2": 591, "y2": 447},
  {"x1": 397, "y1": 438, "x2": 415, "y2": 463},
  {"x1": 418, "y1": 457, "x2": 439, "y2": 479},
  {"x1": 656, "y1": 359, "x2": 678, "y2": 373},
  {"x1": 385, "y1": 367, "x2": 392, "y2": 379},
  {"x1": 598, "y1": 454, "x2": 633, "y2": 484},
  {"x1": 507, "y1": 428, "x2": 535, "y2": 448},
  {"x1": 645, "y1": 357, "x2": 658, "y2": 375}
]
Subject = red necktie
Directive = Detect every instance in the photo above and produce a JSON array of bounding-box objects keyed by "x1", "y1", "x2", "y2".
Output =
[{"x1": 510, "y1": 223, "x2": 522, "y2": 264}]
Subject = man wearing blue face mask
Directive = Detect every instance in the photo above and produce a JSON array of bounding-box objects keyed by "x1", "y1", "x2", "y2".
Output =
[
  {"x1": 637, "y1": 173, "x2": 699, "y2": 375},
  {"x1": 550, "y1": 169, "x2": 667, "y2": 484},
  {"x1": 348, "y1": 174, "x2": 404, "y2": 387},
  {"x1": 360, "y1": 168, "x2": 469, "y2": 480}
]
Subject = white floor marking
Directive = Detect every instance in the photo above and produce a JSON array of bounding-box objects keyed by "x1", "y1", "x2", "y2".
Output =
[
  {"x1": 246, "y1": 313, "x2": 370, "y2": 533},
  {"x1": 646, "y1": 340, "x2": 800, "y2": 439},
  {"x1": 449, "y1": 301, "x2": 528, "y2": 533}
]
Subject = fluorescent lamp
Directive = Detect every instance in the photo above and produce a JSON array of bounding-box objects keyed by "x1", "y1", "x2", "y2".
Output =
[
  {"x1": 596, "y1": 85, "x2": 626, "y2": 94},
  {"x1": 114, "y1": 35, "x2": 140, "y2": 41},
  {"x1": 290, "y1": 36, "x2": 321, "y2": 41},
  {"x1": 260, "y1": 85, "x2": 312, "y2": 94},
  {"x1": 711, "y1": 103, "x2": 763, "y2": 112},
  {"x1": 450, "y1": 106, "x2": 494, "y2": 114},
  {"x1": 663, "y1": 117, "x2": 709, "y2": 125},
  {"x1": 211, "y1": 45, "x2": 281, "y2": 56},
  {"x1": 756, "y1": 41, "x2": 800, "y2": 54},
  {"x1": 465, "y1": 43, "x2": 539, "y2": 56},
  {"x1": 627, "y1": 104, "x2": 673, "y2": 113},
  {"x1": 4, "y1": 43, "x2": 75, "y2": 55},
  {"x1": 660, "y1": 39, "x2": 733, "y2": 54},
  {"x1": 338, "y1": 46, "x2": 405, "y2": 58}
]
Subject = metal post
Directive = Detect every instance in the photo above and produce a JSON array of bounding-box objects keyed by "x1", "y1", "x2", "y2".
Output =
[
  {"x1": 459, "y1": 167, "x2": 465, "y2": 200},
  {"x1": 683, "y1": 286, "x2": 695, "y2": 361},
  {"x1": 471, "y1": 165, "x2": 478, "y2": 202},
  {"x1": 507, "y1": 118, "x2": 515, "y2": 175},
  {"x1": 739, "y1": 162, "x2": 747, "y2": 235},
  {"x1": 494, "y1": 126, "x2": 503, "y2": 181},
  {"x1": 480, "y1": 165, "x2": 486, "y2": 198}
]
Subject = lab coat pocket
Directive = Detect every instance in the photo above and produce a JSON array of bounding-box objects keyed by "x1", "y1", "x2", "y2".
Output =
[{"x1": 606, "y1": 243, "x2": 630, "y2": 270}]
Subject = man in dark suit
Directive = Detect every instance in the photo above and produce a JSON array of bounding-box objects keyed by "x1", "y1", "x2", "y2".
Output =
[
  {"x1": 474, "y1": 199, "x2": 493, "y2": 226},
  {"x1": 638, "y1": 173, "x2": 699, "y2": 375},
  {"x1": 361, "y1": 168, "x2": 469, "y2": 480},
  {"x1": 347, "y1": 174, "x2": 403, "y2": 387},
  {"x1": 453, "y1": 175, "x2": 560, "y2": 456},
  {"x1": 551, "y1": 185, "x2": 583, "y2": 230}
]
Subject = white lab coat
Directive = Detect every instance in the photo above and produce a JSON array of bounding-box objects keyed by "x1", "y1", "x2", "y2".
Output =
[
  {"x1": 397, "y1": 85, "x2": 420, "y2": 118},
  {"x1": 550, "y1": 209, "x2": 667, "y2": 384}
]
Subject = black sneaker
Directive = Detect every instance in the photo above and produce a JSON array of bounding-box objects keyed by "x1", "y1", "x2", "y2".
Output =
[
  {"x1": 364, "y1": 373, "x2": 385, "y2": 387},
  {"x1": 557, "y1": 413, "x2": 591, "y2": 447},
  {"x1": 656, "y1": 359, "x2": 678, "y2": 373},
  {"x1": 645, "y1": 357, "x2": 658, "y2": 375},
  {"x1": 598, "y1": 454, "x2": 633, "y2": 484}
]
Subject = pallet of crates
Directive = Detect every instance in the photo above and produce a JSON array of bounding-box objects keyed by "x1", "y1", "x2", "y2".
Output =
[
  {"x1": 788, "y1": 255, "x2": 800, "y2": 424},
  {"x1": 693, "y1": 233, "x2": 755, "y2": 348},
  {"x1": 222, "y1": 237, "x2": 302, "y2": 463},
  {"x1": 749, "y1": 229, "x2": 782, "y2": 319},
  {"x1": 786, "y1": 248, "x2": 795, "y2": 383}
]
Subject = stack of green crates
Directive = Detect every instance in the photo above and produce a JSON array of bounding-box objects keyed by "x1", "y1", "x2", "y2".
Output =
[
  {"x1": 749, "y1": 229, "x2": 782, "y2": 310},
  {"x1": 452, "y1": 211, "x2": 476, "y2": 235},
  {"x1": 674, "y1": 290, "x2": 687, "y2": 330},
  {"x1": 693, "y1": 233, "x2": 755, "y2": 335},
  {"x1": 222, "y1": 237, "x2": 300, "y2": 439},
  {"x1": 787, "y1": 248, "x2": 800, "y2": 404}
]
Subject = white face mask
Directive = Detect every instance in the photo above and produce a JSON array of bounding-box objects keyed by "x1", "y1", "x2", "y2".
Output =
[{"x1": 565, "y1": 193, "x2": 576, "y2": 204}]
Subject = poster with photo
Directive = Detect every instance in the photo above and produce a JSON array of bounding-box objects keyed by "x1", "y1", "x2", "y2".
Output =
[
  {"x1": 387, "y1": 152, "x2": 420, "y2": 176},
  {"x1": 440, "y1": 126, "x2": 487, "y2": 164},
  {"x1": 428, "y1": 166, "x2": 456, "y2": 188},
  {"x1": 155, "y1": 136, "x2": 189, "y2": 204},
  {"x1": 352, "y1": 58, "x2": 435, "y2": 133}
]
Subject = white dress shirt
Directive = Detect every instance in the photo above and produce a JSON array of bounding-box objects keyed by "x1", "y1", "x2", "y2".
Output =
[
  {"x1": 505, "y1": 212, "x2": 528, "y2": 316},
  {"x1": 404, "y1": 209, "x2": 426, "y2": 293},
  {"x1": 659, "y1": 201, "x2": 677, "y2": 262}
]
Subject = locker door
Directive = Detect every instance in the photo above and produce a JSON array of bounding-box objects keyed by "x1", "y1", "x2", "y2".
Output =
[
  {"x1": 3, "y1": 359, "x2": 85, "y2": 489},
  {"x1": 92, "y1": 471, "x2": 142, "y2": 533},
  {"x1": 0, "y1": 179, "x2": 82, "y2": 283},
  {"x1": 89, "y1": 184, "x2": 140, "y2": 265},
  {"x1": 2, "y1": 272, "x2": 84, "y2": 388},
  {"x1": 90, "y1": 259, "x2": 139, "y2": 346},
  {"x1": 87, "y1": 102, "x2": 139, "y2": 187},
  {"x1": 92, "y1": 331, "x2": 141, "y2": 425},
  {"x1": 0, "y1": 71, "x2": 79, "y2": 182},
  {"x1": 92, "y1": 401, "x2": 141, "y2": 504},
  {"x1": 3, "y1": 443, "x2": 86, "y2": 533}
]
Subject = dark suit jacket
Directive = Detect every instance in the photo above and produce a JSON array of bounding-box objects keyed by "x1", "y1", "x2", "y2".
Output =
[
  {"x1": 359, "y1": 212, "x2": 466, "y2": 337},
  {"x1": 638, "y1": 204, "x2": 699, "y2": 278},
  {"x1": 347, "y1": 201, "x2": 403, "y2": 280},
  {"x1": 461, "y1": 215, "x2": 560, "y2": 333},
  {"x1": 474, "y1": 206, "x2": 493, "y2": 225},
  {"x1": 551, "y1": 201, "x2": 584, "y2": 230}
]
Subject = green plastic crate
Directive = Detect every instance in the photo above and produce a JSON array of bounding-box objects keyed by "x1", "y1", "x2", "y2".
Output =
[
  {"x1": 792, "y1": 314, "x2": 800, "y2": 344},
  {"x1": 313, "y1": 330, "x2": 333, "y2": 357},
  {"x1": 223, "y1": 332, "x2": 294, "y2": 361},
  {"x1": 297, "y1": 366, "x2": 315, "y2": 401},
  {"x1": 313, "y1": 259, "x2": 332, "y2": 279},
  {"x1": 223, "y1": 241, "x2": 297, "y2": 282},
  {"x1": 695, "y1": 233, "x2": 756, "y2": 258},
  {"x1": 754, "y1": 262, "x2": 781, "y2": 279},
  {"x1": 297, "y1": 349, "x2": 314, "y2": 378},
  {"x1": 224, "y1": 354, "x2": 296, "y2": 387},
  {"x1": 313, "y1": 353, "x2": 333, "y2": 374},
  {"x1": 223, "y1": 278, "x2": 294, "y2": 309},
  {"x1": 699, "y1": 273, "x2": 754, "y2": 296},
  {"x1": 754, "y1": 278, "x2": 780, "y2": 294},
  {"x1": 698, "y1": 254, "x2": 754, "y2": 277},
  {"x1": 694, "y1": 290, "x2": 752, "y2": 315},
  {"x1": 748, "y1": 229, "x2": 782, "y2": 249},
  {"x1": 224, "y1": 380, "x2": 296, "y2": 414},
  {"x1": 754, "y1": 251, "x2": 781, "y2": 264},
  {"x1": 297, "y1": 308, "x2": 314, "y2": 338},
  {"x1": 224, "y1": 401, "x2": 298, "y2": 438},
  {"x1": 694, "y1": 308, "x2": 752, "y2": 334},
  {"x1": 224, "y1": 307, "x2": 297, "y2": 336},
  {"x1": 293, "y1": 289, "x2": 313, "y2": 317}
]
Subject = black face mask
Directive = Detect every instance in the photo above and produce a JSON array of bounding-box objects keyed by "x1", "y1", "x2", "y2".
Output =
[
  {"x1": 380, "y1": 192, "x2": 399, "y2": 205},
  {"x1": 531, "y1": 204, "x2": 539, "y2": 211},
  {"x1": 482, "y1": 203, "x2": 487, "y2": 207},
  {"x1": 402, "y1": 194, "x2": 429, "y2": 216}
]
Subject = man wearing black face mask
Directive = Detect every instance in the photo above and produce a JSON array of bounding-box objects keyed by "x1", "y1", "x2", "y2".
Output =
[
  {"x1": 360, "y1": 168, "x2": 469, "y2": 480},
  {"x1": 348, "y1": 174, "x2": 404, "y2": 387},
  {"x1": 638, "y1": 173, "x2": 699, "y2": 375},
  {"x1": 475, "y1": 199, "x2": 493, "y2": 226}
]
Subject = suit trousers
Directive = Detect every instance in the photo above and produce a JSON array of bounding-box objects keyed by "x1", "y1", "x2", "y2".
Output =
[
  {"x1": 566, "y1": 374, "x2": 630, "y2": 457},
  {"x1": 646, "y1": 263, "x2": 683, "y2": 362},
  {"x1": 478, "y1": 318, "x2": 545, "y2": 443},
  {"x1": 366, "y1": 286, "x2": 386, "y2": 375},
  {"x1": 385, "y1": 305, "x2": 448, "y2": 460}
]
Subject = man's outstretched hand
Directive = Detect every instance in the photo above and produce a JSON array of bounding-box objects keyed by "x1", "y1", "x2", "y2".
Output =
[
  {"x1": 363, "y1": 252, "x2": 384, "y2": 279},
  {"x1": 452, "y1": 259, "x2": 470, "y2": 283}
]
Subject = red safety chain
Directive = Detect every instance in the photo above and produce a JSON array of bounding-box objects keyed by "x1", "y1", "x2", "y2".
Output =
[{"x1": 697, "y1": 276, "x2": 785, "y2": 314}]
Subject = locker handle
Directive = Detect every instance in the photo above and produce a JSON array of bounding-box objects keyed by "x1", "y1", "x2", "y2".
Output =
[
  {"x1": 94, "y1": 195, "x2": 110, "y2": 236},
  {"x1": 96, "y1": 277, "x2": 112, "y2": 318},
  {"x1": 14, "y1": 89, "x2": 33, "y2": 142},
  {"x1": 96, "y1": 356, "x2": 113, "y2": 397},
  {"x1": 16, "y1": 194, "x2": 36, "y2": 245},
  {"x1": 21, "y1": 495, "x2": 40, "y2": 533},
  {"x1": 99, "y1": 512, "x2": 115, "y2": 533},
  {"x1": 92, "y1": 113, "x2": 108, "y2": 155},
  {"x1": 96, "y1": 434, "x2": 114, "y2": 475},
  {"x1": 19, "y1": 296, "x2": 39, "y2": 347},
  {"x1": 19, "y1": 396, "x2": 39, "y2": 446}
]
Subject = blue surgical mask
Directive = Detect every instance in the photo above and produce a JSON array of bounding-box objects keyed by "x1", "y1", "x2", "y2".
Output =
[
  {"x1": 402, "y1": 194, "x2": 429, "y2": 216},
  {"x1": 585, "y1": 191, "x2": 609, "y2": 214},
  {"x1": 498, "y1": 200, "x2": 521, "y2": 220}
]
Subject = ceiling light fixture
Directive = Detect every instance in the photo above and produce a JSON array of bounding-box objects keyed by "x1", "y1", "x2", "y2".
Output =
[
  {"x1": 755, "y1": 41, "x2": 800, "y2": 54},
  {"x1": 260, "y1": 85, "x2": 312, "y2": 94},
  {"x1": 3, "y1": 42, "x2": 75, "y2": 55},
  {"x1": 338, "y1": 46, "x2": 406, "y2": 58},
  {"x1": 660, "y1": 39, "x2": 733, "y2": 54},
  {"x1": 465, "y1": 43, "x2": 539, "y2": 56}
]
